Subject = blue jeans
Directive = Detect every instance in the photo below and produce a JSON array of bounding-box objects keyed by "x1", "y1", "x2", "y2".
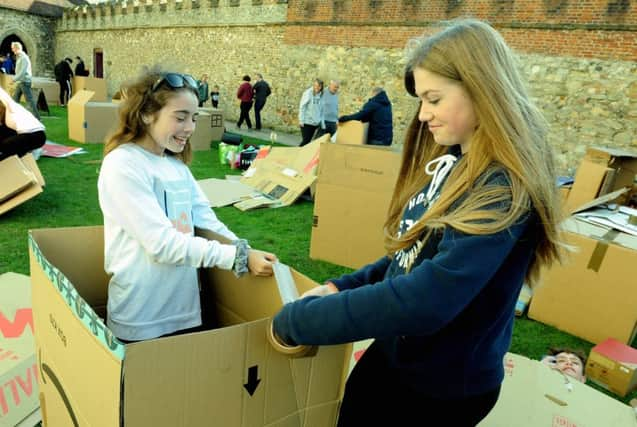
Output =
[{"x1": 13, "y1": 81, "x2": 40, "y2": 120}]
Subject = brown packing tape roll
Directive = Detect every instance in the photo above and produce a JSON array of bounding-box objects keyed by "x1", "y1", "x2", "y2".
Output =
[
  {"x1": 587, "y1": 229, "x2": 620, "y2": 272},
  {"x1": 267, "y1": 321, "x2": 318, "y2": 358}
]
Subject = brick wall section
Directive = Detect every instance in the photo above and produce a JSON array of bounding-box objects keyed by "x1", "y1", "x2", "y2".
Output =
[{"x1": 285, "y1": 0, "x2": 637, "y2": 61}]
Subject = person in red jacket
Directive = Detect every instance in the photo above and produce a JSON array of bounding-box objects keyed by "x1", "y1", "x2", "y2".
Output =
[{"x1": 236, "y1": 75, "x2": 253, "y2": 130}]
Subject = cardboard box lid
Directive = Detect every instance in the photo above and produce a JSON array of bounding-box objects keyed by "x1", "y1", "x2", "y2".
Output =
[
  {"x1": 592, "y1": 338, "x2": 637, "y2": 366},
  {"x1": 0, "y1": 155, "x2": 37, "y2": 202},
  {"x1": 0, "y1": 153, "x2": 44, "y2": 215},
  {"x1": 479, "y1": 353, "x2": 637, "y2": 427}
]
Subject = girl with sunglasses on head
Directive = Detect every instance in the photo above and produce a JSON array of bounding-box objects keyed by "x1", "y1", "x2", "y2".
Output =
[
  {"x1": 271, "y1": 19, "x2": 563, "y2": 426},
  {"x1": 98, "y1": 67, "x2": 277, "y2": 343}
]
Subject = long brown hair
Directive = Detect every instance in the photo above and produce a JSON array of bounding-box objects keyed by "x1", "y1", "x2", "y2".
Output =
[
  {"x1": 104, "y1": 66, "x2": 197, "y2": 164},
  {"x1": 386, "y1": 19, "x2": 563, "y2": 285}
]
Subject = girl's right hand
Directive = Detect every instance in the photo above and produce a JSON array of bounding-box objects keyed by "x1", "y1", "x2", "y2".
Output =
[{"x1": 247, "y1": 249, "x2": 277, "y2": 276}]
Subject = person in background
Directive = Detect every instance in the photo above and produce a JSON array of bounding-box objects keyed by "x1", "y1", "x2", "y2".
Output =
[
  {"x1": 338, "y1": 86, "x2": 393, "y2": 146},
  {"x1": 97, "y1": 67, "x2": 277, "y2": 342},
  {"x1": 1, "y1": 53, "x2": 14, "y2": 74},
  {"x1": 252, "y1": 73, "x2": 272, "y2": 131},
  {"x1": 0, "y1": 87, "x2": 46, "y2": 161},
  {"x1": 75, "y1": 56, "x2": 88, "y2": 77},
  {"x1": 197, "y1": 74, "x2": 209, "y2": 108},
  {"x1": 541, "y1": 347, "x2": 587, "y2": 383},
  {"x1": 210, "y1": 84, "x2": 220, "y2": 108},
  {"x1": 298, "y1": 78, "x2": 324, "y2": 146},
  {"x1": 317, "y1": 79, "x2": 340, "y2": 138},
  {"x1": 236, "y1": 75, "x2": 253, "y2": 130},
  {"x1": 54, "y1": 57, "x2": 74, "y2": 106},
  {"x1": 272, "y1": 19, "x2": 563, "y2": 426},
  {"x1": 11, "y1": 42, "x2": 40, "y2": 120}
]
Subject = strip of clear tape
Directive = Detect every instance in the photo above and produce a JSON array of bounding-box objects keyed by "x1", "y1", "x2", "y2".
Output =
[{"x1": 273, "y1": 261, "x2": 299, "y2": 304}]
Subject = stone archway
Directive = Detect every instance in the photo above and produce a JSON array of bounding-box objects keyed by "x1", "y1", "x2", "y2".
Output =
[{"x1": 0, "y1": 28, "x2": 39, "y2": 74}]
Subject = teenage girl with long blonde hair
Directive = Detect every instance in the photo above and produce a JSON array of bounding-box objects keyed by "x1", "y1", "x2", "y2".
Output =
[{"x1": 272, "y1": 19, "x2": 562, "y2": 426}]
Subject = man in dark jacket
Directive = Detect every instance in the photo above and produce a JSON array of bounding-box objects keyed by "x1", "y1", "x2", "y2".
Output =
[
  {"x1": 339, "y1": 87, "x2": 393, "y2": 145},
  {"x1": 54, "y1": 57, "x2": 74, "y2": 106},
  {"x1": 252, "y1": 73, "x2": 271, "y2": 131}
]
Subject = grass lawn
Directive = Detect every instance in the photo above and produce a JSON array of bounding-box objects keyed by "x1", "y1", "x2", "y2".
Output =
[{"x1": 2, "y1": 106, "x2": 635, "y2": 407}]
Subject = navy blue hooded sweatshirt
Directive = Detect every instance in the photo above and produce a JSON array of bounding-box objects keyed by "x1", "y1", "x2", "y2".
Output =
[
  {"x1": 339, "y1": 90, "x2": 393, "y2": 145},
  {"x1": 273, "y1": 149, "x2": 539, "y2": 399}
]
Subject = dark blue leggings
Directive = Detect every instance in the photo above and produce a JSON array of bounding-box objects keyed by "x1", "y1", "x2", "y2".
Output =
[{"x1": 338, "y1": 341, "x2": 501, "y2": 427}]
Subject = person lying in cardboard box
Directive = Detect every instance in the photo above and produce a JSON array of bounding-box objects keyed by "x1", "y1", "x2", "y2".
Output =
[
  {"x1": 541, "y1": 346, "x2": 587, "y2": 383},
  {"x1": 0, "y1": 87, "x2": 46, "y2": 161}
]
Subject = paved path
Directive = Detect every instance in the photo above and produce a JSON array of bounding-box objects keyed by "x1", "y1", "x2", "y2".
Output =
[{"x1": 223, "y1": 121, "x2": 300, "y2": 147}]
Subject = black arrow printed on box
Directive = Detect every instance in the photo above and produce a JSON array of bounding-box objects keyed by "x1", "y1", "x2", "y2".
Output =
[{"x1": 243, "y1": 365, "x2": 261, "y2": 396}]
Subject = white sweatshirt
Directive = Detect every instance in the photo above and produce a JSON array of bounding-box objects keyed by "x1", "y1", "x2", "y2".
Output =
[
  {"x1": 98, "y1": 143, "x2": 239, "y2": 341},
  {"x1": 0, "y1": 87, "x2": 44, "y2": 133}
]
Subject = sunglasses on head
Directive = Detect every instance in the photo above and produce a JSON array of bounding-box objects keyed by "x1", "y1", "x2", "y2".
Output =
[{"x1": 151, "y1": 73, "x2": 197, "y2": 93}]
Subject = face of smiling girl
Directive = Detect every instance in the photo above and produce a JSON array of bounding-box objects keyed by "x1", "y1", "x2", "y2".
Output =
[
  {"x1": 413, "y1": 67, "x2": 478, "y2": 154},
  {"x1": 140, "y1": 90, "x2": 198, "y2": 156}
]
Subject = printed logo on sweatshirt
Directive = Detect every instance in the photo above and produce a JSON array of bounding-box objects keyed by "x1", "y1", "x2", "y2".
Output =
[{"x1": 164, "y1": 187, "x2": 192, "y2": 234}]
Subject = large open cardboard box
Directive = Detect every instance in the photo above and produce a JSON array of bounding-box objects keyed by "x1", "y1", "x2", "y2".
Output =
[
  {"x1": 0, "y1": 272, "x2": 40, "y2": 427},
  {"x1": 234, "y1": 137, "x2": 324, "y2": 211},
  {"x1": 29, "y1": 226, "x2": 349, "y2": 427},
  {"x1": 0, "y1": 153, "x2": 45, "y2": 216},
  {"x1": 68, "y1": 90, "x2": 119, "y2": 144},
  {"x1": 479, "y1": 353, "x2": 637, "y2": 426},
  {"x1": 310, "y1": 142, "x2": 401, "y2": 269},
  {"x1": 72, "y1": 76, "x2": 107, "y2": 102},
  {"x1": 529, "y1": 216, "x2": 637, "y2": 344},
  {"x1": 565, "y1": 147, "x2": 637, "y2": 213}
]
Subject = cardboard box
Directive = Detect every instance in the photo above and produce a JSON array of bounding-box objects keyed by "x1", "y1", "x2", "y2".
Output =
[
  {"x1": 29, "y1": 225, "x2": 349, "y2": 427},
  {"x1": 565, "y1": 146, "x2": 637, "y2": 213},
  {"x1": 0, "y1": 153, "x2": 45, "y2": 216},
  {"x1": 198, "y1": 107, "x2": 224, "y2": 142},
  {"x1": 68, "y1": 90, "x2": 119, "y2": 144},
  {"x1": 528, "y1": 217, "x2": 637, "y2": 344},
  {"x1": 31, "y1": 77, "x2": 60, "y2": 106},
  {"x1": 72, "y1": 76, "x2": 107, "y2": 102},
  {"x1": 189, "y1": 111, "x2": 215, "y2": 151},
  {"x1": 235, "y1": 136, "x2": 324, "y2": 211},
  {"x1": 586, "y1": 338, "x2": 637, "y2": 397},
  {"x1": 479, "y1": 353, "x2": 637, "y2": 426},
  {"x1": 335, "y1": 121, "x2": 368, "y2": 145},
  {"x1": 310, "y1": 142, "x2": 401, "y2": 269},
  {"x1": 0, "y1": 73, "x2": 15, "y2": 94},
  {"x1": 0, "y1": 272, "x2": 39, "y2": 427}
]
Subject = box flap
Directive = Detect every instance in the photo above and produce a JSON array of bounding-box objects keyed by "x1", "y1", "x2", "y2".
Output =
[
  {"x1": 479, "y1": 353, "x2": 637, "y2": 426},
  {"x1": 0, "y1": 155, "x2": 37, "y2": 202},
  {"x1": 197, "y1": 177, "x2": 259, "y2": 207},
  {"x1": 570, "y1": 187, "x2": 629, "y2": 214},
  {"x1": 29, "y1": 226, "x2": 123, "y2": 427},
  {"x1": 335, "y1": 120, "x2": 368, "y2": 145},
  {"x1": 0, "y1": 154, "x2": 43, "y2": 215}
]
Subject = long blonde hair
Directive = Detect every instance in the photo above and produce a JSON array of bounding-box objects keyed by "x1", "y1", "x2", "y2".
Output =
[
  {"x1": 104, "y1": 66, "x2": 197, "y2": 164},
  {"x1": 386, "y1": 19, "x2": 563, "y2": 285}
]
